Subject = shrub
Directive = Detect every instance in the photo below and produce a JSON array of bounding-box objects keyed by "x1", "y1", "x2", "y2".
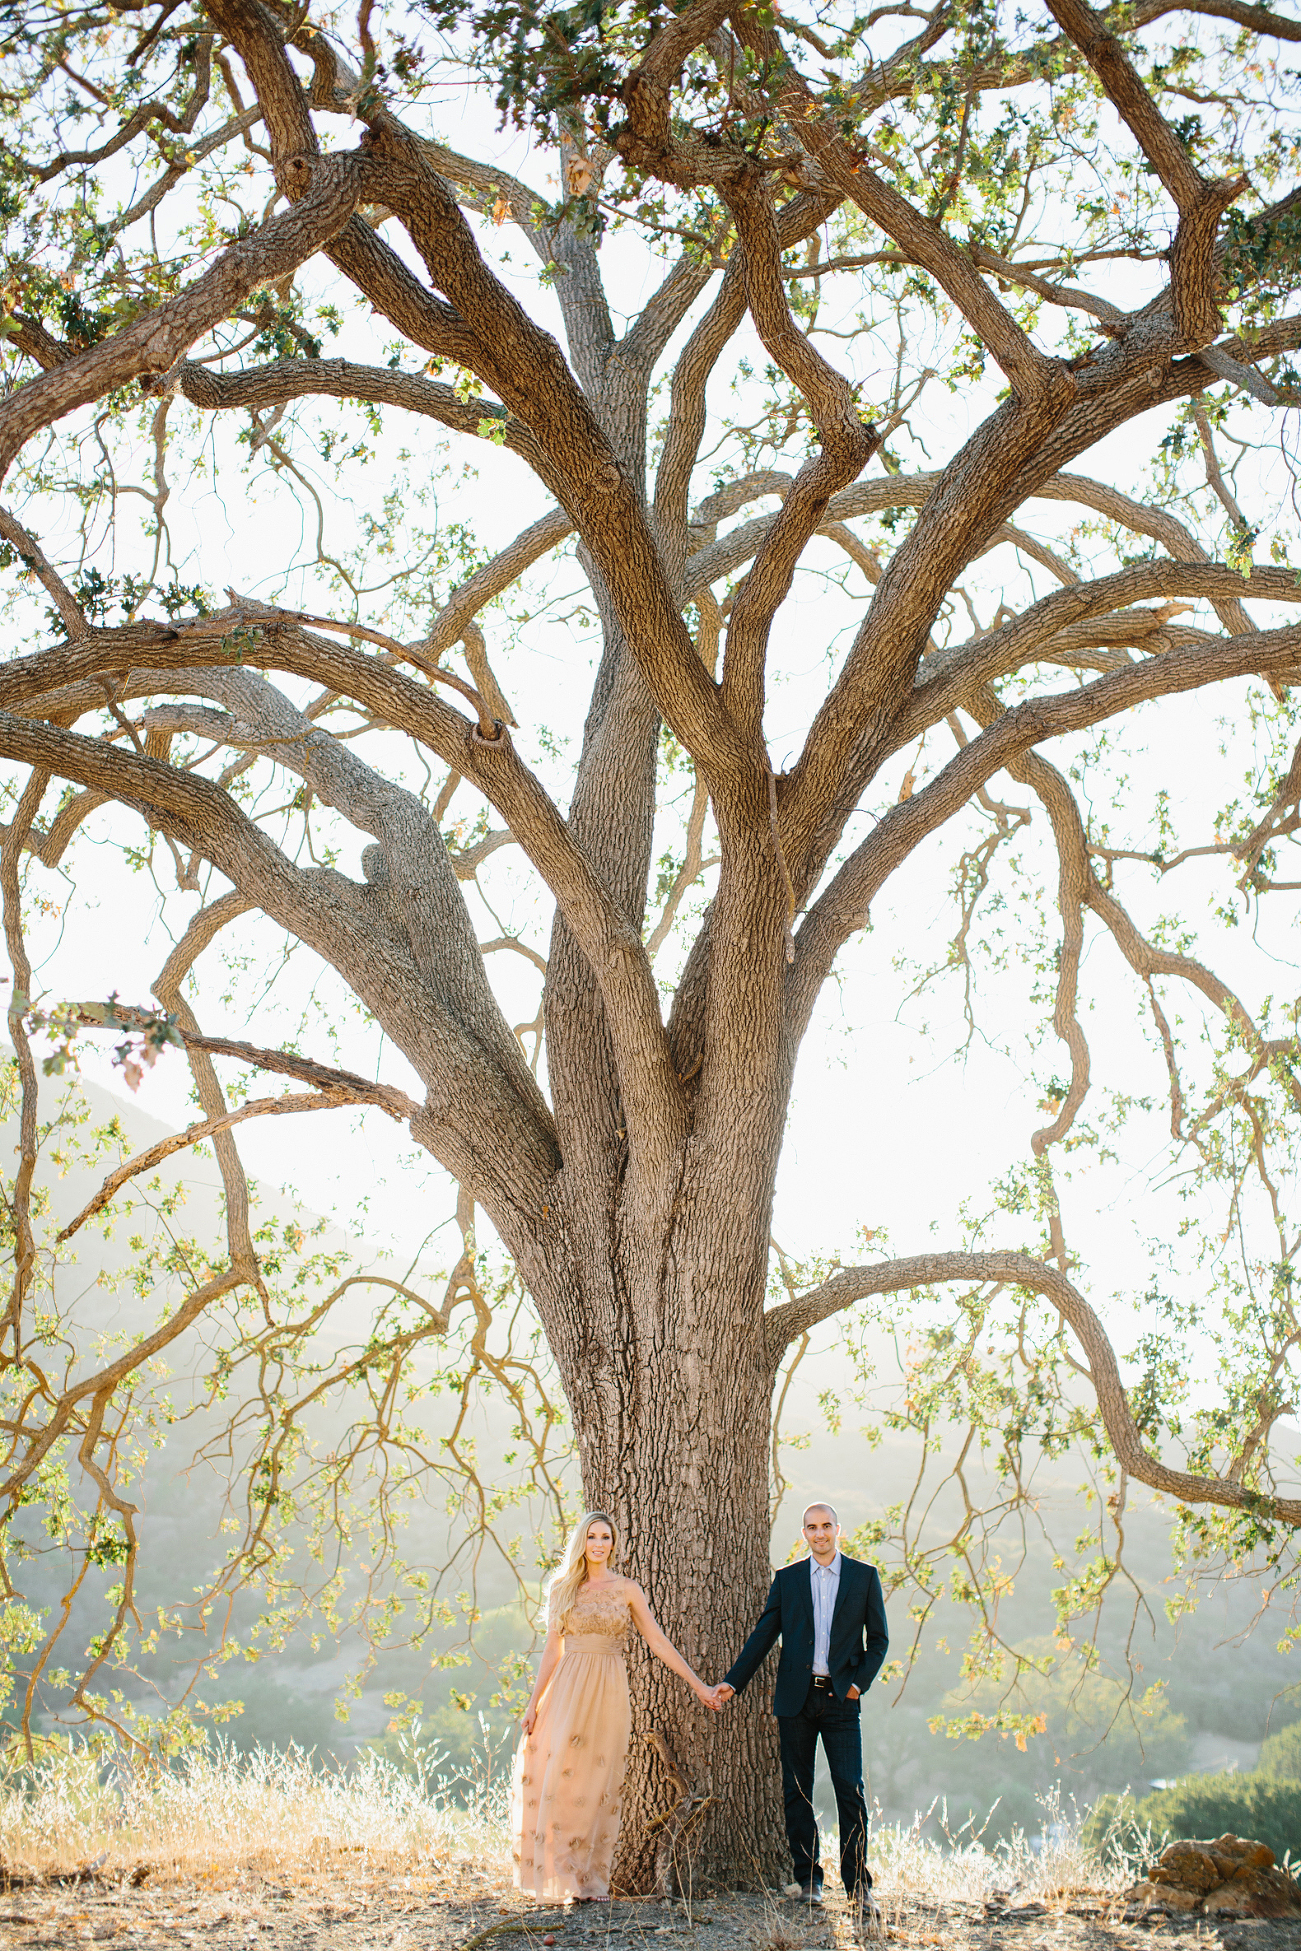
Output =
[
  {"x1": 1258, "y1": 1720, "x2": 1301, "y2": 1784},
  {"x1": 1086, "y1": 1775, "x2": 1301, "y2": 1868}
]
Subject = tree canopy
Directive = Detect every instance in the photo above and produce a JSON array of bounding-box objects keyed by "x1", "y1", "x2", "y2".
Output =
[{"x1": 0, "y1": 0, "x2": 1300, "y2": 1875}]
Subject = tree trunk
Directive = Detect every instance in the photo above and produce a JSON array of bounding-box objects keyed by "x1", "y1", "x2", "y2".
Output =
[
  {"x1": 534, "y1": 1164, "x2": 790, "y2": 1890},
  {"x1": 612, "y1": 1394, "x2": 786, "y2": 1892}
]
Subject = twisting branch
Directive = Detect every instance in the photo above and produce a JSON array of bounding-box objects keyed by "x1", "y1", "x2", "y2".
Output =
[
  {"x1": 790, "y1": 621, "x2": 1301, "y2": 1035},
  {"x1": 413, "y1": 508, "x2": 574, "y2": 662},
  {"x1": 213, "y1": 593, "x2": 502, "y2": 734},
  {"x1": 0, "y1": 508, "x2": 90, "y2": 640},
  {"x1": 1044, "y1": 0, "x2": 1247, "y2": 346},
  {"x1": 655, "y1": 195, "x2": 836, "y2": 585},
  {"x1": 720, "y1": 177, "x2": 880, "y2": 734},
  {"x1": 907, "y1": 560, "x2": 1301, "y2": 730},
  {"x1": 1236, "y1": 736, "x2": 1301, "y2": 876},
  {"x1": 726, "y1": 13, "x2": 1072, "y2": 406},
  {"x1": 0, "y1": 1265, "x2": 245, "y2": 1507},
  {"x1": 81, "y1": 999, "x2": 424, "y2": 1121},
  {"x1": 0, "y1": 152, "x2": 372, "y2": 479},
  {"x1": 762, "y1": 1250, "x2": 1301, "y2": 1520},
  {"x1": 150, "y1": 890, "x2": 262, "y2": 1278},
  {"x1": 58, "y1": 1090, "x2": 370, "y2": 1242},
  {"x1": 0, "y1": 774, "x2": 48, "y2": 1345},
  {"x1": 645, "y1": 771, "x2": 715, "y2": 959}
]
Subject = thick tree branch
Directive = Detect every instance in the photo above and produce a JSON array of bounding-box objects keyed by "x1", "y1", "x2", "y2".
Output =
[
  {"x1": 0, "y1": 709, "x2": 563, "y2": 1223},
  {"x1": 654, "y1": 196, "x2": 837, "y2": 585},
  {"x1": 1133, "y1": 0, "x2": 1301, "y2": 35},
  {"x1": 683, "y1": 433, "x2": 1296, "y2": 616},
  {"x1": 906, "y1": 560, "x2": 1301, "y2": 729},
  {"x1": 0, "y1": 626, "x2": 690, "y2": 1188},
  {"x1": 362, "y1": 121, "x2": 748, "y2": 795},
  {"x1": 171, "y1": 354, "x2": 550, "y2": 473},
  {"x1": 781, "y1": 389, "x2": 1081, "y2": 871}
]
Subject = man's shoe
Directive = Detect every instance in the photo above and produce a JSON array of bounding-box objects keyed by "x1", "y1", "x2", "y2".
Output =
[
  {"x1": 794, "y1": 1882, "x2": 824, "y2": 1906},
  {"x1": 847, "y1": 1890, "x2": 882, "y2": 1938}
]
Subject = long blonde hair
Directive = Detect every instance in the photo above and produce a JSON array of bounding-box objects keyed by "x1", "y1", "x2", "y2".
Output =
[{"x1": 547, "y1": 1509, "x2": 620, "y2": 1632}]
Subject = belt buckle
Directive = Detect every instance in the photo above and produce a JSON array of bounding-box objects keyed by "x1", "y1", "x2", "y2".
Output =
[{"x1": 813, "y1": 1674, "x2": 830, "y2": 1689}]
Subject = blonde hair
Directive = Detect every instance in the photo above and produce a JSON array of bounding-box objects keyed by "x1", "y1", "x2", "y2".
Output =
[{"x1": 547, "y1": 1509, "x2": 619, "y2": 1632}]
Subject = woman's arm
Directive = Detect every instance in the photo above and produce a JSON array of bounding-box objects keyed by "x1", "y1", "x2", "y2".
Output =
[
  {"x1": 626, "y1": 1583, "x2": 720, "y2": 1708},
  {"x1": 522, "y1": 1624, "x2": 563, "y2": 1736}
]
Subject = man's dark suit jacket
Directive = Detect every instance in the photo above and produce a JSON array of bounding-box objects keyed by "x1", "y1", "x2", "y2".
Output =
[{"x1": 723, "y1": 1554, "x2": 888, "y2": 1716}]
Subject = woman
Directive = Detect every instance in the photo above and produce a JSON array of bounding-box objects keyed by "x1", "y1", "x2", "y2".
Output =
[{"x1": 510, "y1": 1509, "x2": 718, "y2": 1903}]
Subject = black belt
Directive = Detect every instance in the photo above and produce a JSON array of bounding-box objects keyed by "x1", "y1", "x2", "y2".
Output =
[{"x1": 811, "y1": 1674, "x2": 831, "y2": 1689}]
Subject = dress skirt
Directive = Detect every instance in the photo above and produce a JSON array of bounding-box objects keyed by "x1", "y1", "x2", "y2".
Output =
[{"x1": 510, "y1": 1633, "x2": 632, "y2": 1901}]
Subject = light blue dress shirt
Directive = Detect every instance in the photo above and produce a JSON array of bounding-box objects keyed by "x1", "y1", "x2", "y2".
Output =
[{"x1": 810, "y1": 1550, "x2": 842, "y2": 1675}]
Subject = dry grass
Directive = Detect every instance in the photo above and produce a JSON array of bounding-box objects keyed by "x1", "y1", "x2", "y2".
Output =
[
  {"x1": 0, "y1": 1741, "x2": 510, "y2": 1886},
  {"x1": 0, "y1": 1742, "x2": 1158, "y2": 1951},
  {"x1": 868, "y1": 1786, "x2": 1149, "y2": 1906},
  {"x1": 0, "y1": 1742, "x2": 1144, "y2": 1900},
  {"x1": 0, "y1": 1754, "x2": 1253, "y2": 1951}
]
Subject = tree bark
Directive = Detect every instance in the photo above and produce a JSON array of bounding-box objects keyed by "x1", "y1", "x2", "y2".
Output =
[{"x1": 533, "y1": 1185, "x2": 790, "y2": 1888}]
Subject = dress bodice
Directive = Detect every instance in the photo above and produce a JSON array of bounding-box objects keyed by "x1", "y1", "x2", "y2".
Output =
[{"x1": 560, "y1": 1578, "x2": 631, "y2": 1645}]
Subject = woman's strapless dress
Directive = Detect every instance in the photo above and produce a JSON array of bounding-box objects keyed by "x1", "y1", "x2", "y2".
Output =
[{"x1": 509, "y1": 1579, "x2": 633, "y2": 1901}]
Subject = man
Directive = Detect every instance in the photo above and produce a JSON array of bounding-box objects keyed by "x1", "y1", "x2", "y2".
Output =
[{"x1": 714, "y1": 1503, "x2": 887, "y2": 1923}]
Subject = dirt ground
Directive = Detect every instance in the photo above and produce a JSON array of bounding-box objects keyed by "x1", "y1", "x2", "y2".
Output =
[{"x1": 2, "y1": 1869, "x2": 1300, "y2": 1951}]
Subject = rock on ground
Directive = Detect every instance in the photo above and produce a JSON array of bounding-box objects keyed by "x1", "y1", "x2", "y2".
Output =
[{"x1": 1126, "y1": 1834, "x2": 1301, "y2": 1922}]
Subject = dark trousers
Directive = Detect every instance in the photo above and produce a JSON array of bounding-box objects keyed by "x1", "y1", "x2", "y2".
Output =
[{"x1": 776, "y1": 1680, "x2": 870, "y2": 1896}]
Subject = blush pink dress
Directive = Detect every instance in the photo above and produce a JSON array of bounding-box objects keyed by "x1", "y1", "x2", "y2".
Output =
[{"x1": 510, "y1": 1579, "x2": 633, "y2": 1901}]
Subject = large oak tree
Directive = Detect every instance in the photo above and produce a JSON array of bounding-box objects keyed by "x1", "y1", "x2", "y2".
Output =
[{"x1": 1, "y1": 0, "x2": 1300, "y2": 1885}]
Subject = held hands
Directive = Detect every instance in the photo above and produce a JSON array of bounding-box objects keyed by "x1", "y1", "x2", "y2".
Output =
[{"x1": 701, "y1": 1682, "x2": 734, "y2": 1712}]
